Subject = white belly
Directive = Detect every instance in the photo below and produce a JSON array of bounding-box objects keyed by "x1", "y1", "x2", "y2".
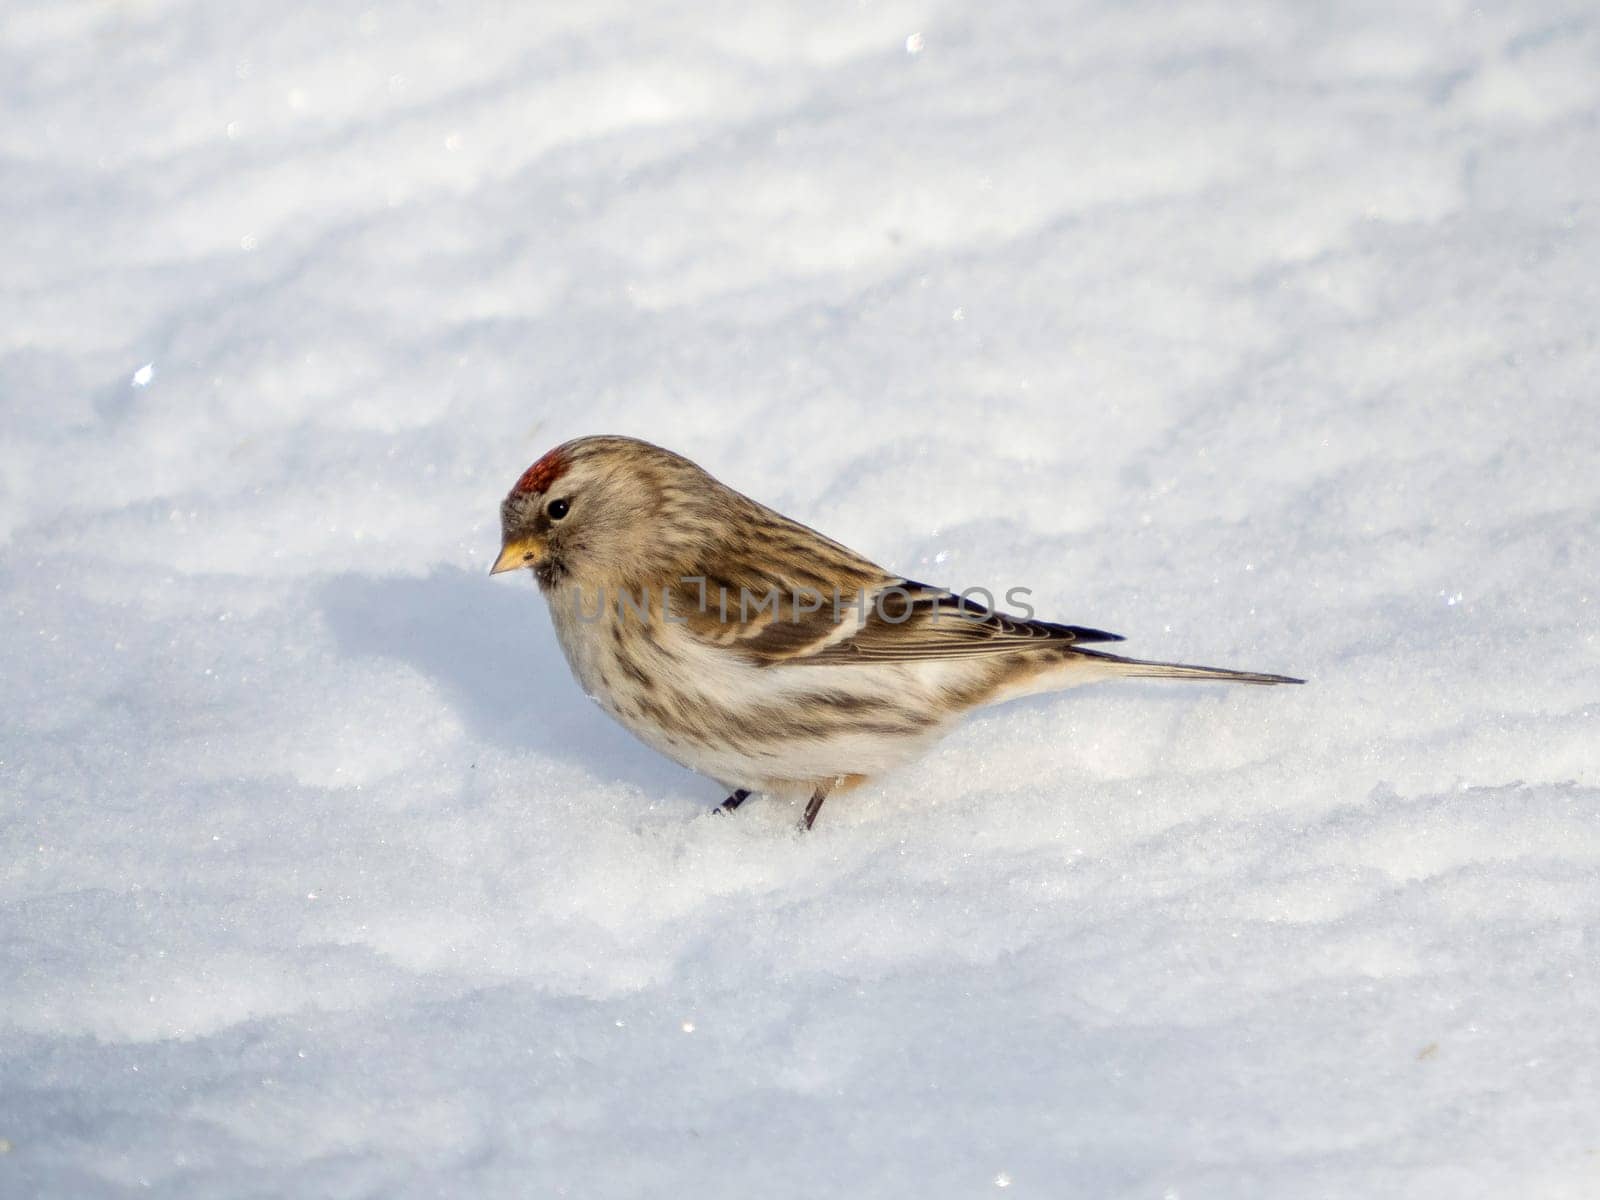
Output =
[{"x1": 545, "y1": 584, "x2": 957, "y2": 792}]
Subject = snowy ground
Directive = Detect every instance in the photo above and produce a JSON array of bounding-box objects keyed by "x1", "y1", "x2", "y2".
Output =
[{"x1": 3, "y1": 0, "x2": 1599, "y2": 1195}]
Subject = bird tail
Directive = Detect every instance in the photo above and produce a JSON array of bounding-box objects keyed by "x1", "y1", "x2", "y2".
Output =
[{"x1": 1072, "y1": 648, "x2": 1304, "y2": 686}]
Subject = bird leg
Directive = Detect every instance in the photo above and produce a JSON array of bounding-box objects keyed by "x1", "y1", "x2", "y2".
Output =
[
  {"x1": 714, "y1": 786, "x2": 830, "y2": 828},
  {"x1": 714, "y1": 788, "x2": 752, "y2": 815},
  {"x1": 802, "y1": 786, "x2": 831, "y2": 831}
]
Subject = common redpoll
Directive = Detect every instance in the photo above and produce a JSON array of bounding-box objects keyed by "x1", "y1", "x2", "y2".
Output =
[{"x1": 491, "y1": 436, "x2": 1301, "y2": 828}]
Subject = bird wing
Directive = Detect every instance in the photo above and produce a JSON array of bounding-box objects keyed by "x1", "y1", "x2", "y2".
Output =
[
  {"x1": 666, "y1": 560, "x2": 1123, "y2": 667},
  {"x1": 655, "y1": 492, "x2": 1123, "y2": 666},
  {"x1": 658, "y1": 521, "x2": 888, "y2": 663},
  {"x1": 793, "y1": 580, "x2": 1124, "y2": 666}
]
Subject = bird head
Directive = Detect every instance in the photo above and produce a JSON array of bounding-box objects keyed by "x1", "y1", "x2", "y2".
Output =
[{"x1": 492, "y1": 435, "x2": 709, "y2": 589}]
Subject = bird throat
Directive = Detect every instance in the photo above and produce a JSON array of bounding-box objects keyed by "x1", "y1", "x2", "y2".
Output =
[{"x1": 534, "y1": 552, "x2": 567, "y2": 591}]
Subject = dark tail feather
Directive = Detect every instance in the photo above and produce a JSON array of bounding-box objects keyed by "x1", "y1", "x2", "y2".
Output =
[{"x1": 1076, "y1": 648, "x2": 1304, "y2": 686}]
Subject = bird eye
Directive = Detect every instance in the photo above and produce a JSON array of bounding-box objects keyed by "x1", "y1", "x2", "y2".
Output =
[{"x1": 547, "y1": 497, "x2": 570, "y2": 520}]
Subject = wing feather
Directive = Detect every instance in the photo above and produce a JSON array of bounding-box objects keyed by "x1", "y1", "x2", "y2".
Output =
[
  {"x1": 650, "y1": 483, "x2": 1123, "y2": 667},
  {"x1": 794, "y1": 581, "x2": 1123, "y2": 666},
  {"x1": 664, "y1": 558, "x2": 1123, "y2": 667}
]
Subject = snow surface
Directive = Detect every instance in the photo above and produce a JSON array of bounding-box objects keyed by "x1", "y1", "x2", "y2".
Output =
[{"x1": 3, "y1": 0, "x2": 1599, "y2": 1195}]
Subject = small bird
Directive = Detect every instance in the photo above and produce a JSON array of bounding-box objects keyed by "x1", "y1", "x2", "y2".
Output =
[{"x1": 491, "y1": 435, "x2": 1301, "y2": 829}]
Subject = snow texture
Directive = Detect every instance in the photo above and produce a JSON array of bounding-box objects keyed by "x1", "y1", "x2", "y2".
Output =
[{"x1": 3, "y1": 0, "x2": 1598, "y2": 1196}]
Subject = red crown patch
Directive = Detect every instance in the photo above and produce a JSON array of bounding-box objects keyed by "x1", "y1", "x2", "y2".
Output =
[{"x1": 513, "y1": 447, "x2": 569, "y2": 496}]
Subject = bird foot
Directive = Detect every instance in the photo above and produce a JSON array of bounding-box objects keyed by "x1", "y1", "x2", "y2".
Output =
[{"x1": 713, "y1": 788, "x2": 751, "y2": 816}]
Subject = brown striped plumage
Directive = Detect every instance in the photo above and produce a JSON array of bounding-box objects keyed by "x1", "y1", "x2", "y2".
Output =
[{"x1": 492, "y1": 435, "x2": 1301, "y2": 828}]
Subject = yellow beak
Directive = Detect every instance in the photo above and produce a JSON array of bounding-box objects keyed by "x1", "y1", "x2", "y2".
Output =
[{"x1": 490, "y1": 535, "x2": 546, "y2": 575}]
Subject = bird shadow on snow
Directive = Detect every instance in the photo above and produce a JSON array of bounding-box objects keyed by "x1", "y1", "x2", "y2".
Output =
[
  {"x1": 317, "y1": 565, "x2": 701, "y2": 798},
  {"x1": 317, "y1": 568, "x2": 1226, "y2": 827}
]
